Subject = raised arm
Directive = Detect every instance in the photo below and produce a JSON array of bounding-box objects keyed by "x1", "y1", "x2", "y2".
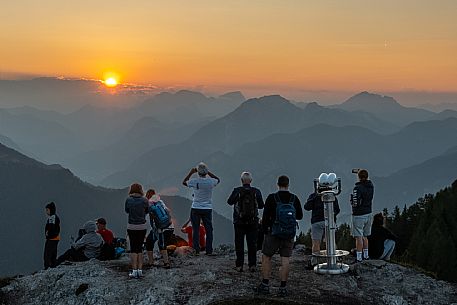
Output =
[
  {"x1": 182, "y1": 168, "x2": 197, "y2": 186},
  {"x1": 207, "y1": 171, "x2": 220, "y2": 184}
]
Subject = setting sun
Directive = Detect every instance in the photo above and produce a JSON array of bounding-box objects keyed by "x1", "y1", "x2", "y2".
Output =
[{"x1": 104, "y1": 77, "x2": 118, "y2": 87}]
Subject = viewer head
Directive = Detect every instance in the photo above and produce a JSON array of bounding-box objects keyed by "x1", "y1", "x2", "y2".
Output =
[
  {"x1": 96, "y1": 217, "x2": 107, "y2": 230},
  {"x1": 145, "y1": 189, "x2": 156, "y2": 200},
  {"x1": 277, "y1": 175, "x2": 290, "y2": 189},
  {"x1": 197, "y1": 162, "x2": 209, "y2": 176},
  {"x1": 373, "y1": 213, "x2": 384, "y2": 227},
  {"x1": 129, "y1": 183, "x2": 144, "y2": 196},
  {"x1": 240, "y1": 171, "x2": 252, "y2": 185},
  {"x1": 358, "y1": 169, "x2": 369, "y2": 181},
  {"x1": 45, "y1": 202, "x2": 56, "y2": 216}
]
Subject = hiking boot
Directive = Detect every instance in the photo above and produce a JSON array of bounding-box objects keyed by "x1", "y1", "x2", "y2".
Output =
[
  {"x1": 254, "y1": 283, "x2": 270, "y2": 295},
  {"x1": 248, "y1": 266, "x2": 256, "y2": 272},
  {"x1": 278, "y1": 287, "x2": 288, "y2": 298}
]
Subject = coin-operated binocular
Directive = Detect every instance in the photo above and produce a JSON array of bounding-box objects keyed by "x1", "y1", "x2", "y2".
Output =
[{"x1": 312, "y1": 173, "x2": 350, "y2": 275}]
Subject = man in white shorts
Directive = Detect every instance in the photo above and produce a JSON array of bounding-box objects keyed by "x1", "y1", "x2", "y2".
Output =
[{"x1": 350, "y1": 169, "x2": 374, "y2": 262}]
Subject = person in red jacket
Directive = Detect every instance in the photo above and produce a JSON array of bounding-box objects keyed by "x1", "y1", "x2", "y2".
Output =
[
  {"x1": 181, "y1": 219, "x2": 206, "y2": 251},
  {"x1": 96, "y1": 218, "x2": 114, "y2": 245}
]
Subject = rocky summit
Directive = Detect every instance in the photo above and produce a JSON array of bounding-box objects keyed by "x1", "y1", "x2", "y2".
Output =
[{"x1": 1, "y1": 246, "x2": 456, "y2": 305}]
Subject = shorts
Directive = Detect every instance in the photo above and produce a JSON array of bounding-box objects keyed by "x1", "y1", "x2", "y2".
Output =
[
  {"x1": 145, "y1": 229, "x2": 174, "y2": 251},
  {"x1": 351, "y1": 214, "x2": 373, "y2": 237},
  {"x1": 127, "y1": 229, "x2": 146, "y2": 253},
  {"x1": 262, "y1": 234, "x2": 294, "y2": 257},
  {"x1": 311, "y1": 221, "x2": 325, "y2": 241}
]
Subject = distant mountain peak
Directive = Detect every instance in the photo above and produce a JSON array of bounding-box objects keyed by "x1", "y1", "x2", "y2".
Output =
[
  {"x1": 175, "y1": 90, "x2": 207, "y2": 99},
  {"x1": 304, "y1": 101, "x2": 324, "y2": 111},
  {"x1": 346, "y1": 91, "x2": 400, "y2": 106},
  {"x1": 219, "y1": 91, "x2": 245, "y2": 102}
]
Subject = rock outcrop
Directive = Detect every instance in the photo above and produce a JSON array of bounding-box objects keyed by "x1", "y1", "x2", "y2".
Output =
[{"x1": 1, "y1": 246, "x2": 456, "y2": 305}]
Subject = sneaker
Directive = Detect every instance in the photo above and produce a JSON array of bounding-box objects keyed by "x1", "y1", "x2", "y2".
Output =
[
  {"x1": 278, "y1": 287, "x2": 288, "y2": 298},
  {"x1": 137, "y1": 269, "x2": 143, "y2": 277},
  {"x1": 363, "y1": 256, "x2": 370, "y2": 260},
  {"x1": 254, "y1": 283, "x2": 270, "y2": 295},
  {"x1": 194, "y1": 250, "x2": 200, "y2": 256},
  {"x1": 128, "y1": 270, "x2": 138, "y2": 279},
  {"x1": 248, "y1": 266, "x2": 256, "y2": 272}
]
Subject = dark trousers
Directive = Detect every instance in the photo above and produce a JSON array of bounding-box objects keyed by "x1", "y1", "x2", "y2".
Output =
[
  {"x1": 234, "y1": 223, "x2": 258, "y2": 267},
  {"x1": 56, "y1": 247, "x2": 88, "y2": 266},
  {"x1": 44, "y1": 239, "x2": 59, "y2": 269},
  {"x1": 191, "y1": 208, "x2": 213, "y2": 253}
]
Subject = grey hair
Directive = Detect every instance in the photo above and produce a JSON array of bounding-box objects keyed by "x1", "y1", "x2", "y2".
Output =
[
  {"x1": 197, "y1": 162, "x2": 209, "y2": 176},
  {"x1": 240, "y1": 171, "x2": 252, "y2": 184}
]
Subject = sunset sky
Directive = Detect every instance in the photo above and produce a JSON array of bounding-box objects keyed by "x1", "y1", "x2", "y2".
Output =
[{"x1": 1, "y1": 0, "x2": 456, "y2": 98}]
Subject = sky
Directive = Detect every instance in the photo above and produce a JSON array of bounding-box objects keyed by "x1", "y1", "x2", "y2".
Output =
[{"x1": 1, "y1": 0, "x2": 456, "y2": 99}]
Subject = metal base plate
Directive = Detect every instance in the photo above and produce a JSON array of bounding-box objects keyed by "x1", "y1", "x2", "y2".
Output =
[{"x1": 314, "y1": 263, "x2": 350, "y2": 275}]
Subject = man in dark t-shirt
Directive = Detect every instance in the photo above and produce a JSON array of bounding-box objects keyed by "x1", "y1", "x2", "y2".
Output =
[{"x1": 255, "y1": 175, "x2": 303, "y2": 297}]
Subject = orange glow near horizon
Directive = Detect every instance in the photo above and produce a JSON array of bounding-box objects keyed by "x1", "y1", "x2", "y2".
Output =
[{"x1": 0, "y1": 1, "x2": 456, "y2": 96}]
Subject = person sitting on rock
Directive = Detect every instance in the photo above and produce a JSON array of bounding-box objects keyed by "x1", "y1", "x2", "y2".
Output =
[
  {"x1": 56, "y1": 220, "x2": 103, "y2": 265},
  {"x1": 96, "y1": 217, "x2": 115, "y2": 260},
  {"x1": 304, "y1": 191, "x2": 340, "y2": 266},
  {"x1": 368, "y1": 213, "x2": 397, "y2": 261},
  {"x1": 181, "y1": 218, "x2": 206, "y2": 250},
  {"x1": 227, "y1": 171, "x2": 264, "y2": 272},
  {"x1": 255, "y1": 175, "x2": 303, "y2": 297}
]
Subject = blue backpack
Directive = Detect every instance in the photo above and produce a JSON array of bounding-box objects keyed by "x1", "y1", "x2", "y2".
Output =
[
  {"x1": 271, "y1": 193, "x2": 297, "y2": 239},
  {"x1": 149, "y1": 201, "x2": 172, "y2": 229}
]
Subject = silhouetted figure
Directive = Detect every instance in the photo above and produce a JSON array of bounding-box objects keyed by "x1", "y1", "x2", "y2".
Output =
[
  {"x1": 227, "y1": 171, "x2": 264, "y2": 272},
  {"x1": 368, "y1": 213, "x2": 397, "y2": 261},
  {"x1": 255, "y1": 175, "x2": 303, "y2": 297},
  {"x1": 44, "y1": 202, "x2": 60, "y2": 269},
  {"x1": 351, "y1": 169, "x2": 374, "y2": 262}
]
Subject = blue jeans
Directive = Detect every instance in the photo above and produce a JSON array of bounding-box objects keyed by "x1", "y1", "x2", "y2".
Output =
[
  {"x1": 191, "y1": 208, "x2": 213, "y2": 253},
  {"x1": 380, "y1": 239, "x2": 396, "y2": 261}
]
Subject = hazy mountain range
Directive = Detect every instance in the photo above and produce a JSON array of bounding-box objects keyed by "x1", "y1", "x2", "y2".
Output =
[{"x1": 1, "y1": 80, "x2": 457, "y2": 276}]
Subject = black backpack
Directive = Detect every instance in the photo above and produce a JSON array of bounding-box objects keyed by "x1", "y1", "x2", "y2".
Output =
[
  {"x1": 238, "y1": 188, "x2": 258, "y2": 223},
  {"x1": 271, "y1": 193, "x2": 297, "y2": 239}
]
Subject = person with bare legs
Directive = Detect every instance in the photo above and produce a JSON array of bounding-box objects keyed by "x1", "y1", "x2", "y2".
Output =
[
  {"x1": 350, "y1": 169, "x2": 374, "y2": 262},
  {"x1": 304, "y1": 191, "x2": 340, "y2": 266},
  {"x1": 255, "y1": 175, "x2": 303, "y2": 297},
  {"x1": 125, "y1": 183, "x2": 149, "y2": 278}
]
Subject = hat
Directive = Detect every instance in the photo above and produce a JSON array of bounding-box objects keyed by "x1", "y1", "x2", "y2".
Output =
[
  {"x1": 96, "y1": 217, "x2": 107, "y2": 225},
  {"x1": 197, "y1": 162, "x2": 209, "y2": 175}
]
